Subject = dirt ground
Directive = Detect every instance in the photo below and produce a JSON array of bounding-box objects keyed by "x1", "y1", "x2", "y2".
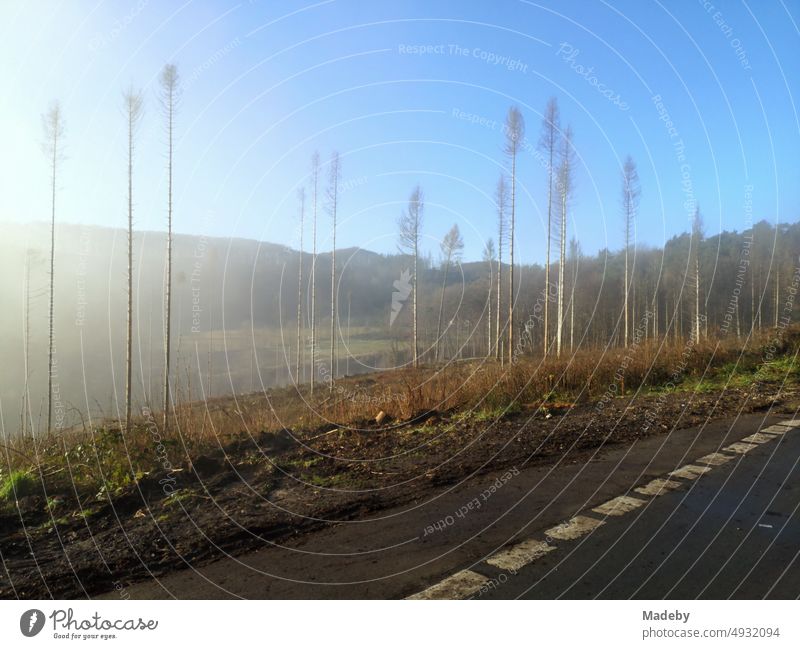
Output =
[{"x1": 1, "y1": 378, "x2": 796, "y2": 599}]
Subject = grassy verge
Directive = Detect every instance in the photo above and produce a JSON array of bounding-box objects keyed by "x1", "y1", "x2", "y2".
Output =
[{"x1": 1, "y1": 329, "x2": 798, "y2": 510}]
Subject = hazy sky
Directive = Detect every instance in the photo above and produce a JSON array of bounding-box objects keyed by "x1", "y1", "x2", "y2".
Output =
[{"x1": 1, "y1": 0, "x2": 798, "y2": 262}]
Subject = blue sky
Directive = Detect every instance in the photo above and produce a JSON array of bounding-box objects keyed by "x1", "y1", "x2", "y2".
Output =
[{"x1": 1, "y1": 0, "x2": 798, "y2": 263}]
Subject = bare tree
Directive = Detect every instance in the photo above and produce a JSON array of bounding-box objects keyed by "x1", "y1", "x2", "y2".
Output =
[
  {"x1": 22, "y1": 248, "x2": 40, "y2": 437},
  {"x1": 503, "y1": 106, "x2": 524, "y2": 364},
  {"x1": 621, "y1": 155, "x2": 640, "y2": 348},
  {"x1": 692, "y1": 206, "x2": 704, "y2": 342},
  {"x1": 556, "y1": 125, "x2": 574, "y2": 358},
  {"x1": 346, "y1": 290, "x2": 352, "y2": 376},
  {"x1": 295, "y1": 187, "x2": 305, "y2": 383},
  {"x1": 483, "y1": 238, "x2": 495, "y2": 357},
  {"x1": 495, "y1": 174, "x2": 508, "y2": 361},
  {"x1": 774, "y1": 268, "x2": 780, "y2": 329},
  {"x1": 538, "y1": 98, "x2": 560, "y2": 357},
  {"x1": 397, "y1": 185, "x2": 424, "y2": 368},
  {"x1": 327, "y1": 151, "x2": 341, "y2": 387},
  {"x1": 310, "y1": 151, "x2": 320, "y2": 396},
  {"x1": 123, "y1": 87, "x2": 144, "y2": 432},
  {"x1": 160, "y1": 63, "x2": 180, "y2": 432},
  {"x1": 42, "y1": 100, "x2": 64, "y2": 434},
  {"x1": 435, "y1": 224, "x2": 464, "y2": 361},
  {"x1": 568, "y1": 236, "x2": 581, "y2": 351}
]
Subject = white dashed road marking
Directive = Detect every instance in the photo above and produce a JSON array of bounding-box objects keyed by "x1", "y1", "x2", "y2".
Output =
[
  {"x1": 545, "y1": 515, "x2": 605, "y2": 541},
  {"x1": 723, "y1": 441, "x2": 759, "y2": 454},
  {"x1": 408, "y1": 422, "x2": 796, "y2": 599},
  {"x1": 669, "y1": 464, "x2": 712, "y2": 480},
  {"x1": 761, "y1": 425, "x2": 792, "y2": 434},
  {"x1": 635, "y1": 478, "x2": 684, "y2": 496},
  {"x1": 486, "y1": 539, "x2": 555, "y2": 572},
  {"x1": 741, "y1": 432, "x2": 778, "y2": 444},
  {"x1": 407, "y1": 569, "x2": 488, "y2": 600},
  {"x1": 696, "y1": 452, "x2": 735, "y2": 466},
  {"x1": 592, "y1": 495, "x2": 647, "y2": 517}
]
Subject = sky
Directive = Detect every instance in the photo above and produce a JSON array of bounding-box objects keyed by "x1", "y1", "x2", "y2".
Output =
[{"x1": 1, "y1": 0, "x2": 798, "y2": 263}]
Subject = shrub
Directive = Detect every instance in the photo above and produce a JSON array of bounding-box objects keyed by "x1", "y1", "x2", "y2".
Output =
[{"x1": 0, "y1": 470, "x2": 38, "y2": 501}]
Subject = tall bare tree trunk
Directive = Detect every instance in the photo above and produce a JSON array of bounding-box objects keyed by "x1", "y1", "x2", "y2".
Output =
[
  {"x1": 484, "y1": 239, "x2": 494, "y2": 358},
  {"x1": 328, "y1": 152, "x2": 340, "y2": 387},
  {"x1": 496, "y1": 247, "x2": 502, "y2": 363},
  {"x1": 495, "y1": 175, "x2": 507, "y2": 362},
  {"x1": 758, "y1": 271, "x2": 762, "y2": 329},
  {"x1": 413, "y1": 234, "x2": 418, "y2": 367},
  {"x1": 487, "y1": 269, "x2": 492, "y2": 357},
  {"x1": 22, "y1": 250, "x2": 35, "y2": 436},
  {"x1": 397, "y1": 186, "x2": 424, "y2": 368},
  {"x1": 124, "y1": 88, "x2": 143, "y2": 433},
  {"x1": 295, "y1": 188, "x2": 305, "y2": 382},
  {"x1": 160, "y1": 64, "x2": 179, "y2": 433},
  {"x1": 538, "y1": 99, "x2": 559, "y2": 358},
  {"x1": 346, "y1": 291, "x2": 351, "y2": 376},
  {"x1": 692, "y1": 207, "x2": 704, "y2": 342},
  {"x1": 556, "y1": 126, "x2": 573, "y2": 358},
  {"x1": 695, "y1": 256, "x2": 700, "y2": 341},
  {"x1": 508, "y1": 153, "x2": 516, "y2": 365},
  {"x1": 435, "y1": 254, "x2": 450, "y2": 362},
  {"x1": 435, "y1": 224, "x2": 463, "y2": 362},
  {"x1": 43, "y1": 101, "x2": 64, "y2": 435},
  {"x1": 504, "y1": 107, "x2": 524, "y2": 365},
  {"x1": 310, "y1": 152, "x2": 320, "y2": 396},
  {"x1": 569, "y1": 237, "x2": 579, "y2": 351},
  {"x1": 557, "y1": 186, "x2": 566, "y2": 357},
  {"x1": 621, "y1": 156, "x2": 640, "y2": 348}
]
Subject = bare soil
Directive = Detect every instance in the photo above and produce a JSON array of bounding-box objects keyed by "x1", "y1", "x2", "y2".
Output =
[{"x1": 1, "y1": 379, "x2": 796, "y2": 599}]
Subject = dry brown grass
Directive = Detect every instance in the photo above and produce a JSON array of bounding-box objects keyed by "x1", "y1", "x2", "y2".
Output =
[{"x1": 2, "y1": 328, "x2": 797, "y2": 502}]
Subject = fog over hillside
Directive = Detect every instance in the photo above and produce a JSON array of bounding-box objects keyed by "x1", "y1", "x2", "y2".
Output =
[{"x1": 2, "y1": 217, "x2": 798, "y2": 435}]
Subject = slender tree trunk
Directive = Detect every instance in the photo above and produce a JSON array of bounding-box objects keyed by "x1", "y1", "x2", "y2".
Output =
[
  {"x1": 162, "y1": 73, "x2": 176, "y2": 434},
  {"x1": 758, "y1": 271, "x2": 762, "y2": 329},
  {"x1": 330, "y1": 202, "x2": 336, "y2": 388},
  {"x1": 296, "y1": 190, "x2": 304, "y2": 383},
  {"x1": 543, "y1": 131, "x2": 555, "y2": 359},
  {"x1": 328, "y1": 154, "x2": 339, "y2": 387},
  {"x1": 310, "y1": 156, "x2": 319, "y2": 396},
  {"x1": 735, "y1": 298, "x2": 740, "y2": 339},
  {"x1": 556, "y1": 185, "x2": 566, "y2": 357},
  {"x1": 125, "y1": 103, "x2": 134, "y2": 432},
  {"x1": 694, "y1": 254, "x2": 700, "y2": 342},
  {"x1": 413, "y1": 235, "x2": 419, "y2": 368},
  {"x1": 346, "y1": 291, "x2": 351, "y2": 376},
  {"x1": 23, "y1": 253, "x2": 32, "y2": 437},
  {"x1": 508, "y1": 153, "x2": 516, "y2": 365},
  {"x1": 624, "y1": 245, "x2": 629, "y2": 348},
  {"x1": 569, "y1": 278, "x2": 575, "y2": 351},
  {"x1": 487, "y1": 260, "x2": 493, "y2": 357},
  {"x1": 435, "y1": 253, "x2": 451, "y2": 361},
  {"x1": 496, "y1": 232, "x2": 502, "y2": 362},
  {"x1": 544, "y1": 189, "x2": 551, "y2": 357},
  {"x1": 47, "y1": 114, "x2": 59, "y2": 435}
]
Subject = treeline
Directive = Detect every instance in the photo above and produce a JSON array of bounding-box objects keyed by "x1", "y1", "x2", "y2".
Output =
[
  {"x1": 12, "y1": 88, "x2": 798, "y2": 435},
  {"x1": 4, "y1": 217, "x2": 797, "y2": 431}
]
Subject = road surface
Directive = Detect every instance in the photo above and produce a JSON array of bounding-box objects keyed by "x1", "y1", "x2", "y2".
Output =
[{"x1": 100, "y1": 411, "x2": 800, "y2": 599}]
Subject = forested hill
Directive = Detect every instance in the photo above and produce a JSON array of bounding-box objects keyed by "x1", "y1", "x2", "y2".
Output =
[{"x1": 1, "y1": 218, "x2": 797, "y2": 433}]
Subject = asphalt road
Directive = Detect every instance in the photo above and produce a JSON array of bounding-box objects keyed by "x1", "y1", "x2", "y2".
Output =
[
  {"x1": 477, "y1": 419, "x2": 800, "y2": 599},
  {"x1": 102, "y1": 411, "x2": 799, "y2": 599}
]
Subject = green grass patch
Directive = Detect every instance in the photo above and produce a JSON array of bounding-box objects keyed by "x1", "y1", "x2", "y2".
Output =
[{"x1": 0, "y1": 470, "x2": 38, "y2": 501}]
